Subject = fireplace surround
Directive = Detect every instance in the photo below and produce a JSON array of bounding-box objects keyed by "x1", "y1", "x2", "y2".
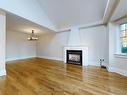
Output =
[{"x1": 64, "y1": 46, "x2": 88, "y2": 66}]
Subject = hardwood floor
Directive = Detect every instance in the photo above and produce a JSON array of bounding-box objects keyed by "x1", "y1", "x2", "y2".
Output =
[{"x1": 0, "y1": 58, "x2": 127, "y2": 95}]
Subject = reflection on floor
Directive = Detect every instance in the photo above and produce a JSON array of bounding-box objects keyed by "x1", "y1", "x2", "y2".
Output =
[{"x1": 0, "y1": 58, "x2": 127, "y2": 95}]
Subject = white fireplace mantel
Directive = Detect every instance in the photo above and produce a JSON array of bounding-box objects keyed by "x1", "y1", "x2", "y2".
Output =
[{"x1": 64, "y1": 46, "x2": 88, "y2": 66}]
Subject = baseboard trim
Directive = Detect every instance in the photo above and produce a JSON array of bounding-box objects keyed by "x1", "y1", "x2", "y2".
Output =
[
  {"x1": 37, "y1": 56, "x2": 63, "y2": 61},
  {"x1": 108, "y1": 67, "x2": 127, "y2": 77},
  {"x1": 89, "y1": 63, "x2": 100, "y2": 66},
  {"x1": 88, "y1": 61, "x2": 100, "y2": 67},
  {"x1": 0, "y1": 69, "x2": 6, "y2": 76},
  {"x1": 6, "y1": 56, "x2": 36, "y2": 62}
]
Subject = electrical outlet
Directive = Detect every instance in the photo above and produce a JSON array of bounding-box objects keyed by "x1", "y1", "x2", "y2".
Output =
[{"x1": 99, "y1": 59, "x2": 104, "y2": 62}]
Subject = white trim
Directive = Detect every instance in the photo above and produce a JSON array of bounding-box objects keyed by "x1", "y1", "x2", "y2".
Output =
[
  {"x1": 6, "y1": 56, "x2": 36, "y2": 62},
  {"x1": 103, "y1": 0, "x2": 110, "y2": 21},
  {"x1": 37, "y1": 56, "x2": 63, "y2": 61},
  {"x1": 56, "y1": 21, "x2": 103, "y2": 32},
  {"x1": 108, "y1": 66, "x2": 127, "y2": 77},
  {"x1": 88, "y1": 62, "x2": 109, "y2": 67},
  {"x1": 115, "y1": 16, "x2": 127, "y2": 24},
  {"x1": 114, "y1": 53, "x2": 127, "y2": 59},
  {"x1": 88, "y1": 61, "x2": 100, "y2": 67},
  {"x1": 103, "y1": 0, "x2": 120, "y2": 23},
  {"x1": 64, "y1": 46, "x2": 88, "y2": 66},
  {"x1": 0, "y1": 69, "x2": 6, "y2": 76}
]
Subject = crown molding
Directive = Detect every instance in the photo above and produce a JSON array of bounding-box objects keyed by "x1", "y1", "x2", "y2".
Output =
[{"x1": 56, "y1": 21, "x2": 105, "y2": 32}]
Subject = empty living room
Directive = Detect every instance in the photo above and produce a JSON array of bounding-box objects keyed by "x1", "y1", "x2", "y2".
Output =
[{"x1": 0, "y1": 0, "x2": 127, "y2": 95}]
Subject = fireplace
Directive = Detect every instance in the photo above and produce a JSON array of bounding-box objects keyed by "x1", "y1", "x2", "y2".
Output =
[
  {"x1": 64, "y1": 46, "x2": 88, "y2": 66},
  {"x1": 66, "y1": 50, "x2": 82, "y2": 65}
]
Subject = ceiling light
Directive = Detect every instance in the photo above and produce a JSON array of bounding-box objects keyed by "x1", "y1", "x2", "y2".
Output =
[{"x1": 27, "y1": 30, "x2": 38, "y2": 41}]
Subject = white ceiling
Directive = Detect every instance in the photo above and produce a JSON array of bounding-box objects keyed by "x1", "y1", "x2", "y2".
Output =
[
  {"x1": 6, "y1": 12, "x2": 53, "y2": 35},
  {"x1": 111, "y1": 0, "x2": 127, "y2": 21},
  {"x1": 38, "y1": 0, "x2": 108, "y2": 30},
  {"x1": 6, "y1": 0, "x2": 127, "y2": 34}
]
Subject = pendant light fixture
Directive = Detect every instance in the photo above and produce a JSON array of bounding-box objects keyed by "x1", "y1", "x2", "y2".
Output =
[{"x1": 27, "y1": 30, "x2": 38, "y2": 41}]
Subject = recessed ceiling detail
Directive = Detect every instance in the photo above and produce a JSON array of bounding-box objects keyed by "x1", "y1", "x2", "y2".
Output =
[{"x1": 38, "y1": 0, "x2": 108, "y2": 30}]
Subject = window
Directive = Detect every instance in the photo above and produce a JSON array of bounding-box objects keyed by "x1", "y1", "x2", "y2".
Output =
[{"x1": 120, "y1": 23, "x2": 127, "y2": 53}]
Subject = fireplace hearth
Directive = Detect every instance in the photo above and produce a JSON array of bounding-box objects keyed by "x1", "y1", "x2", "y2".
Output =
[{"x1": 66, "y1": 50, "x2": 82, "y2": 66}]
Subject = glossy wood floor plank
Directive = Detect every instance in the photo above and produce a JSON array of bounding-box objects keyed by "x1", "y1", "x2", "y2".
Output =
[{"x1": 0, "y1": 58, "x2": 127, "y2": 95}]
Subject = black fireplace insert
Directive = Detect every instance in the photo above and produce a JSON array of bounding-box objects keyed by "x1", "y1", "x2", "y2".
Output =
[{"x1": 66, "y1": 50, "x2": 82, "y2": 66}]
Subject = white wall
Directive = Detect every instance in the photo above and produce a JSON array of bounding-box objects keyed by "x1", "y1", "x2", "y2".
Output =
[
  {"x1": 0, "y1": 0, "x2": 55, "y2": 30},
  {"x1": 108, "y1": 22, "x2": 127, "y2": 76},
  {"x1": 0, "y1": 11, "x2": 6, "y2": 76},
  {"x1": 113, "y1": 55, "x2": 127, "y2": 76},
  {"x1": 6, "y1": 30, "x2": 36, "y2": 61},
  {"x1": 37, "y1": 25, "x2": 108, "y2": 66},
  {"x1": 108, "y1": 23, "x2": 118, "y2": 68},
  {"x1": 68, "y1": 27, "x2": 81, "y2": 46},
  {"x1": 37, "y1": 32, "x2": 69, "y2": 60},
  {"x1": 80, "y1": 26, "x2": 108, "y2": 66}
]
